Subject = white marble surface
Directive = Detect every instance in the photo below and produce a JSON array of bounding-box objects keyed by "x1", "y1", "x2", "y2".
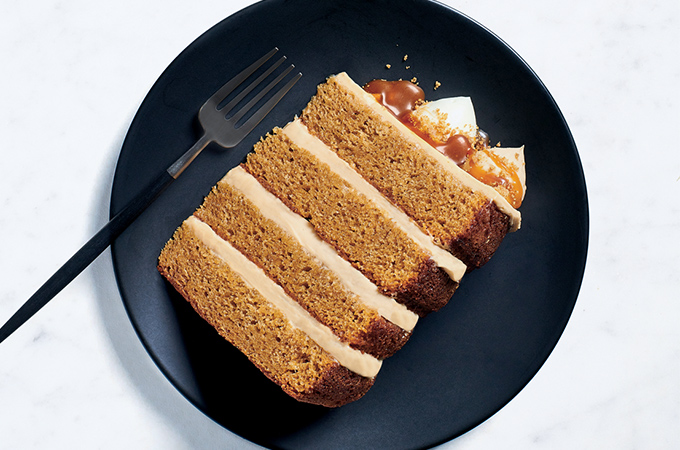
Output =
[{"x1": 1, "y1": 0, "x2": 678, "y2": 448}]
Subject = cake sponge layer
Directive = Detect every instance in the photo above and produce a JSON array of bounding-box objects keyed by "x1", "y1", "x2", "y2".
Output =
[
  {"x1": 195, "y1": 175, "x2": 411, "y2": 358},
  {"x1": 301, "y1": 74, "x2": 512, "y2": 268},
  {"x1": 157, "y1": 220, "x2": 374, "y2": 407},
  {"x1": 244, "y1": 129, "x2": 457, "y2": 316}
]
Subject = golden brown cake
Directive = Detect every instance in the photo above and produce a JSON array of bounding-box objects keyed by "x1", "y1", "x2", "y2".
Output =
[
  {"x1": 157, "y1": 72, "x2": 521, "y2": 407},
  {"x1": 195, "y1": 171, "x2": 412, "y2": 358},
  {"x1": 243, "y1": 125, "x2": 459, "y2": 316},
  {"x1": 158, "y1": 217, "x2": 378, "y2": 407},
  {"x1": 301, "y1": 73, "x2": 521, "y2": 269}
]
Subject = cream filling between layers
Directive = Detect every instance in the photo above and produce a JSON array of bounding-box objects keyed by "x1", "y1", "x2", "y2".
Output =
[
  {"x1": 222, "y1": 166, "x2": 418, "y2": 332},
  {"x1": 330, "y1": 72, "x2": 522, "y2": 232},
  {"x1": 282, "y1": 119, "x2": 467, "y2": 282},
  {"x1": 185, "y1": 215, "x2": 382, "y2": 378}
]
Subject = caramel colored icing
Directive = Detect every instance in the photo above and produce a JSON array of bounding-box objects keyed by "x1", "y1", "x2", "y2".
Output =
[
  {"x1": 282, "y1": 119, "x2": 467, "y2": 282},
  {"x1": 222, "y1": 166, "x2": 419, "y2": 332},
  {"x1": 332, "y1": 72, "x2": 522, "y2": 232},
  {"x1": 185, "y1": 215, "x2": 382, "y2": 378}
]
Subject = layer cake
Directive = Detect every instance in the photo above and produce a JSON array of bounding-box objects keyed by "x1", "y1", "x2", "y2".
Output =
[{"x1": 158, "y1": 72, "x2": 522, "y2": 407}]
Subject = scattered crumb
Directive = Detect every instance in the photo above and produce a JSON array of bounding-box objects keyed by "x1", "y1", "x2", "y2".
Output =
[
  {"x1": 434, "y1": 81, "x2": 441, "y2": 90},
  {"x1": 410, "y1": 77, "x2": 418, "y2": 84},
  {"x1": 403, "y1": 54, "x2": 408, "y2": 61},
  {"x1": 405, "y1": 65, "x2": 410, "y2": 69},
  {"x1": 385, "y1": 64, "x2": 391, "y2": 69},
  {"x1": 496, "y1": 141, "x2": 501, "y2": 147}
]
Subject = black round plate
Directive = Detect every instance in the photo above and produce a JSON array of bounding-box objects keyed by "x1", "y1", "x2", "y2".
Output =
[{"x1": 110, "y1": 1, "x2": 588, "y2": 448}]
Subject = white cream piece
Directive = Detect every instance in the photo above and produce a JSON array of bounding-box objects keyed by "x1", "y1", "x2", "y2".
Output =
[
  {"x1": 222, "y1": 166, "x2": 419, "y2": 332},
  {"x1": 332, "y1": 72, "x2": 521, "y2": 232},
  {"x1": 282, "y1": 119, "x2": 467, "y2": 282},
  {"x1": 416, "y1": 97, "x2": 478, "y2": 140},
  {"x1": 185, "y1": 215, "x2": 382, "y2": 378}
]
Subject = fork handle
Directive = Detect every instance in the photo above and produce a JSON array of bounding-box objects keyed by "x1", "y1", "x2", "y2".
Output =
[{"x1": 0, "y1": 170, "x2": 174, "y2": 344}]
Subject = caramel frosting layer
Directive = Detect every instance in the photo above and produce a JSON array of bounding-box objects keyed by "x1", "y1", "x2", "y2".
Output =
[
  {"x1": 331, "y1": 72, "x2": 522, "y2": 232},
  {"x1": 222, "y1": 166, "x2": 419, "y2": 332},
  {"x1": 281, "y1": 119, "x2": 467, "y2": 282},
  {"x1": 185, "y1": 215, "x2": 382, "y2": 378}
]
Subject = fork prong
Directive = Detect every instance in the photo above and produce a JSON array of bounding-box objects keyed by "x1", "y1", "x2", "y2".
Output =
[
  {"x1": 229, "y1": 64, "x2": 295, "y2": 126},
  {"x1": 235, "y1": 70, "x2": 303, "y2": 139},
  {"x1": 202, "y1": 47, "x2": 279, "y2": 111},
  {"x1": 219, "y1": 56, "x2": 287, "y2": 116}
]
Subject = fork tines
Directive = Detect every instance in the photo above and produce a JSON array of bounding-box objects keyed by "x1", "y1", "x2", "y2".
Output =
[{"x1": 207, "y1": 48, "x2": 301, "y2": 131}]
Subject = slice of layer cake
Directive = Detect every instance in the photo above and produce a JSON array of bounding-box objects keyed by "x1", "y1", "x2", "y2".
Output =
[{"x1": 158, "y1": 71, "x2": 523, "y2": 407}]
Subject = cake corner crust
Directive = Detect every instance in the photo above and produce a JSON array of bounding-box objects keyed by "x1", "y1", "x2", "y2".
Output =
[
  {"x1": 448, "y1": 201, "x2": 511, "y2": 270},
  {"x1": 291, "y1": 364, "x2": 375, "y2": 408},
  {"x1": 393, "y1": 258, "x2": 459, "y2": 317},
  {"x1": 356, "y1": 318, "x2": 412, "y2": 359}
]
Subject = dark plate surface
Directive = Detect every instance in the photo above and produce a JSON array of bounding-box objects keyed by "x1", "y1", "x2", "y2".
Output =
[{"x1": 110, "y1": 0, "x2": 588, "y2": 448}]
